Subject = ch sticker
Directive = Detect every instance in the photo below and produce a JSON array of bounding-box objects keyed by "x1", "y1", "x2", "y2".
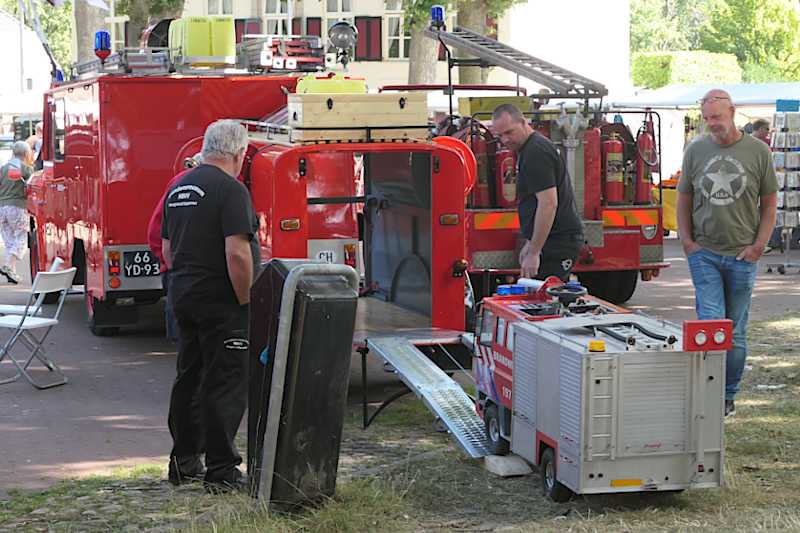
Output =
[{"x1": 561, "y1": 258, "x2": 574, "y2": 271}]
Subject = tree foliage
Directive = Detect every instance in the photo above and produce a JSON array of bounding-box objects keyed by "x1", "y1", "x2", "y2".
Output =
[
  {"x1": 630, "y1": 0, "x2": 707, "y2": 52},
  {"x1": 0, "y1": 0, "x2": 72, "y2": 69},
  {"x1": 632, "y1": 50, "x2": 742, "y2": 88},
  {"x1": 631, "y1": 0, "x2": 800, "y2": 82},
  {"x1": 700, "y1": 0, "x2": 800, "y2": 80}
]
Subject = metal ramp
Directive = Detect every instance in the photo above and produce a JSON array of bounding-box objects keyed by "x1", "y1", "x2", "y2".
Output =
[
  {"x1": 424, "y1": 26, "x2": 607, "y2": 99},
  {"x1": 366, "y1": 331, "x2": 490, "y2": 458}
]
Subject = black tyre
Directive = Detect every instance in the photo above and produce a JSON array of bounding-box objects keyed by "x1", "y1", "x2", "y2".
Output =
[
  {"x1": 540, "y1": 447, "x2": 573, "y2": 502},
  {"x1": 484, "y1": 403, "x2": 510, "y2": 456},
  {"x1": 577, "y1": 270, "x2": 638, "y2": 304}
]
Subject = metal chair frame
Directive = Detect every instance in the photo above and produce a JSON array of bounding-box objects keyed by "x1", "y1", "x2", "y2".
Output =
[{"x1": 0, "y1": 267, "x2": 77, "y2": 390}]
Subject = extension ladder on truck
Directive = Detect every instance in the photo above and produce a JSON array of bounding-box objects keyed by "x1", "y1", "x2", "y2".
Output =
[{"x1": 424, "y1": 25, "x2": 607, "y2": 99}]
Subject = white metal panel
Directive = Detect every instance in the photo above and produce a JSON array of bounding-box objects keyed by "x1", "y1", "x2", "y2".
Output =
[
  {"x1": 558, "y1": 345, "x2": 583, "y2": 490},
  {"x1": 511, "y1": 328, "x2": 537, "y2": 463},
  {"x1": 619, "y1": 356, "x2": 690, "y2": 456}
]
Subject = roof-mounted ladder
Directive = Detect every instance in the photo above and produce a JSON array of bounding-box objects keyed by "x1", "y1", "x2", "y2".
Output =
[{"x1": 424, "y1": 26, "x2": 607, "y2": 99}]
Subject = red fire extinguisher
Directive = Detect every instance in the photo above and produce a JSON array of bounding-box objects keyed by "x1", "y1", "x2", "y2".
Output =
[
  {"x1": 458, "y1": 124, "x2": 496, "y2": 208},
  {"x1": 635, "y1": 119, "x2": 657, "y2": 204},
  {"x1": 495, "y1": 148, "x2": 517, "y2": 208},
  {"x1": 603, "y1": 133, "x2": 625, "y2": 204}
]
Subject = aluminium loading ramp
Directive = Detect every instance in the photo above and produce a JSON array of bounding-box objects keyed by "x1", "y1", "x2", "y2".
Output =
[
  {"x1": 365, "y1": 329, "x2": 491, "y2": 458},
  {"x1": 424, "y1": 26, "x2": 607, "y2": 99}
]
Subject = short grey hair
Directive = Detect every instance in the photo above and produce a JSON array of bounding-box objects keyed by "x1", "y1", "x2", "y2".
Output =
[
  {"x1": 201, "y1": 120, "x2": 248, "y2": 160},
  {"x1": 12, "y1": 141, "x2": 31, "y2": 159}
]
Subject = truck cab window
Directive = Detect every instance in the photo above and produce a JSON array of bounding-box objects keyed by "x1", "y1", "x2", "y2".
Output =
[
  {"x1": 496, "y1": 317, "x2": 506, "y2": 347},
  {"x1": 53, "y1": 98, "x2": 65, "y2": 161},
  {"x1": 479, "y1": 310, "x2": 495, "y2": 347}
]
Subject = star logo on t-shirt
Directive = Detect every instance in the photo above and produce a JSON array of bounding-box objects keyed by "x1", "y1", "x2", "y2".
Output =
[{"x1": 700, "y1": 155, "x2": 747, "y2": 206}]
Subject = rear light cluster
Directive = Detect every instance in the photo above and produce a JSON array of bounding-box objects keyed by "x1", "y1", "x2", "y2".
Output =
[
  {"x1": 107, "y1": 250, "x2": 121, "y2": 289},
  {"x1": 343, "y1": 243, "x2": 357, "y2": 269},
  {"x1": 682, "y1": 320, "x2": 733, "y2": 351}
]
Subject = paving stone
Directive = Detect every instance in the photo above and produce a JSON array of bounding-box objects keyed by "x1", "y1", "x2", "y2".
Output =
[{"x1": 484, "y1": 454, "x2": 533, "y2": 477}]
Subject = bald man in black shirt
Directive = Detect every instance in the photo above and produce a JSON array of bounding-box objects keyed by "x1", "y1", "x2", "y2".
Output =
[{"x1": 492, "y1": 104, "x2": 583, "y2": 280}]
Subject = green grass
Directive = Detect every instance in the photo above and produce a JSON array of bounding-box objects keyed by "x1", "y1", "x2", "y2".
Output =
[{"x1": 2, "y1": 314, "x2": 799, "y2": 532}]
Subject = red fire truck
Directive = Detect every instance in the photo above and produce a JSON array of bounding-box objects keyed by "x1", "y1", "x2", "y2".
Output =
[
  {"x1": 27, "y1": 74, "x2": 298, "y2": 334},
  {"x1": 416, "y1": 26, "x2": 669, "y2": 306}
]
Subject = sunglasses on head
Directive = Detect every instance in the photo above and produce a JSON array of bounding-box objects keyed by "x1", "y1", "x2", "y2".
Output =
[{"x1": 699, "y1": 96, "x2": 730, "y2": 104}]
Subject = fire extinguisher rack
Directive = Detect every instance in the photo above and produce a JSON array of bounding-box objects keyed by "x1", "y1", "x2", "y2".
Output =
[{"x1": 765, "y1": 104, "x2": 800, "y2": 275}]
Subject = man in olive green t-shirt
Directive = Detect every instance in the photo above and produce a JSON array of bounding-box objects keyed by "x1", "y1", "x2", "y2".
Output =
[{"x1": 677, "y1": 89, "x2": 778, "y2": 418}]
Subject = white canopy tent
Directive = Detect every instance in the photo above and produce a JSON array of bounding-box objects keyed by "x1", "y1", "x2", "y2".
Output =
[{"x1": 607, "y1": 83, "x2": 799, "y2": 177}]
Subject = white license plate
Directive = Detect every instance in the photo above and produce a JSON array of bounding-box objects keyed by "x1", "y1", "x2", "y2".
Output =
[{"x1": 123, "y1": 250, "x2": 160, "y2": 277}]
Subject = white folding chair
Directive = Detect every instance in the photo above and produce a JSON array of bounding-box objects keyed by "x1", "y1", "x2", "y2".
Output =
[
  {"x1": 0, "y1": 258, "x2": 66, "y2": 318},
  {"x1": 0, "y1": 267, "x2": 77, "y2": 390}
]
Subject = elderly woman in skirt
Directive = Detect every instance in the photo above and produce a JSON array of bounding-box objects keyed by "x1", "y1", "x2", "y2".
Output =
[{"x1": 0, "y1": 141, "x2": 34, "y2": 284}]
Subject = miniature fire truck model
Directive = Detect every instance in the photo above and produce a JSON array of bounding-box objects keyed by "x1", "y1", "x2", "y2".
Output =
[{"x1": 473, "y1": 279, "x2": 731, "y2": 501}]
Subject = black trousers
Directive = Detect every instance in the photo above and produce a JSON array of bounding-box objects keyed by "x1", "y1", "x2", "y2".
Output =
[
  {"x1": 537, "y1": 234, "x2": 583, "y2": 281},
  {"x1": 168, "y1": 300, "x2": 249, "y2": 482},
  {"x1": 516, "y1": 233, "x2": 583, "y2": 282}
]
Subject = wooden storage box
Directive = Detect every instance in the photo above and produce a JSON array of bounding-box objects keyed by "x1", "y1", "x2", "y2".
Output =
[{"x1": 287, "y1": 92, "x2": 428, "y2": 129}]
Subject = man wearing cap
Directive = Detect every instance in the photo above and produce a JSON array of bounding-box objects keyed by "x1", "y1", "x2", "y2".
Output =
[{"x1": 678, "y1": 89, "x2": 778, "y2": 418}]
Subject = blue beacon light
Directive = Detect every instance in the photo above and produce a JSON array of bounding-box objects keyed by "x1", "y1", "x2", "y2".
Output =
[{"x1": 431, "y1": 5, "x2": 446, "y2": 29}]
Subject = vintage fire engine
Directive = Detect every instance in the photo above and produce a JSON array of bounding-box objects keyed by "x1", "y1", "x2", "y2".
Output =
[
  {"x1": 472, "y1": 279, "x2": 730, "y2": 500},
  {"x1": 27, "y1": 21, "x2": 343, "y2": 335},
  {"x1": 418, "y1": 26, "x2": 669, "y2": 305}
]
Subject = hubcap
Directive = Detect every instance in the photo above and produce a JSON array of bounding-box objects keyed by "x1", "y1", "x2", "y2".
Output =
[
  {"x1": 545, "y1": 461, "x2": 555, "y2": 490},
  {"x1": 489, "y1": 417, "x2": 500, "y2": 442}
]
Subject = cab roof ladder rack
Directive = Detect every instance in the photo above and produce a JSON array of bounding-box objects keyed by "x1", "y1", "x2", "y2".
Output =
[{"x1": 424, "y1": 25, "x2": 607, "y2": 110}]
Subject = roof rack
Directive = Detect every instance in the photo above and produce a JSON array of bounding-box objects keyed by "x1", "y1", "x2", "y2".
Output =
[
  {"x1": 70, "y1": 34, "x2": 326, "y2": 80},
  {"x1": 237, "y1": 34, "x2": 325, "y2": 73}
]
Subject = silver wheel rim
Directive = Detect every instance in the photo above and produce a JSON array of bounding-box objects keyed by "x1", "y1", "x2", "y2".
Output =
[
  {"x1": 545, "y1": 460, "x2": 555, "y2": 490},
  {"x1": 489, "y1": 417, "x2": 500, "y2": 442}
]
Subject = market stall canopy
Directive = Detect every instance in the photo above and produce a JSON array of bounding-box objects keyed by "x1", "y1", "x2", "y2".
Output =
[{"x1": 610, "y1": 82, "x2": 800, "y2": 109}]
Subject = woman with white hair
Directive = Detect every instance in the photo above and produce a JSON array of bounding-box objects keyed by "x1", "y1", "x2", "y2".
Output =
[{"x1": 0, "y1": 141, "x2": 34, "y2": 283}]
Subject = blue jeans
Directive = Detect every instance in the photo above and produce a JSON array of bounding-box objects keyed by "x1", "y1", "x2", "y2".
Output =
[{"x1": 687, "y1": 248, "x2": 758, "y2": 400}]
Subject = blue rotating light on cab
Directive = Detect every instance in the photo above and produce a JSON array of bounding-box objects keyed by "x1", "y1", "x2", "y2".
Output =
[
  {"x1": 431, "y1": 5, "x2": 446, "y2": 29},
  {"x1": 94, "y1": 30, "x2": 111, "y2": 63}
]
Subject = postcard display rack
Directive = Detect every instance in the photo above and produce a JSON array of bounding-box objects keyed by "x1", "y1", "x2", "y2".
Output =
[{"x1": 767, "y1": 104, "x2": 800, "y2": 274}]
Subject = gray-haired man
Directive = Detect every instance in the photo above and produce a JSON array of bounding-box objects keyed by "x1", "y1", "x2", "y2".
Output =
[{"x1": 161, "y1": 120, "x2": 258, "y2": 492}]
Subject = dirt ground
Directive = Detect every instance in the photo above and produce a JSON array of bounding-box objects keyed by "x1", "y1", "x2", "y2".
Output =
[{"x1": 1, "y1": 236, "x2": 799, "y2": 507}]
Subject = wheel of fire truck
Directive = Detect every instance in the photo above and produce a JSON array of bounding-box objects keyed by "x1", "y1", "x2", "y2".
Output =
[
  {"x1": 484, "y1": 403, "x2": 510, "y2": 455},
  {"x1": 87, "y1": 294, "x2": 120, "y2": 336},
  {"x1": 540, "y1": 447, "x2": 573, "y2": 503},
  {"x1": 576, "y1": 270, "x2": 638, "y2": 304}
]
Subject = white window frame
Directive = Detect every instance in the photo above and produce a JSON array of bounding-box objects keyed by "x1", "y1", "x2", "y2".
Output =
[
  {"x1": 207, "y1": 0, "x2": 233, "y2": 16},
  {"x1": 105, "y1": 0, "x2": 129, "y2": 53},
  {"x1": 264, "y1": 0, "x2": 289, "y2": 35},
  {"x1": 383, "y1": 12, "x2": 410, "y2": 60}
]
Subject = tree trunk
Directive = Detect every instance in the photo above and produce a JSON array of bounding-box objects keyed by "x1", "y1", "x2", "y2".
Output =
[
  {"x1": 407, "y1": 25, "x2": 439, "y2": 84},
  {"x1": 73, "y1": 0, "x2": 110, "y2": 63},
  {"x1": 126, "y1": 0, "x2": 151, "y2": 48},
  {"x1": 126, "y1": 0, "x2": 183, "y2": 48},
  {"x1": 456, "y1": 0, "x2": 488, "y2": 84}
]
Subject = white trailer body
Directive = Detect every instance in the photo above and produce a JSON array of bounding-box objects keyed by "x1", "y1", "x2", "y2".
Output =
[{"x1": 511, "y1": 313, "x2": 725, "y2": 494}]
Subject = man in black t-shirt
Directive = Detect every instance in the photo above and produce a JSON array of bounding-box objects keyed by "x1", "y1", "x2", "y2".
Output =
[
  {"x1": 161, "y1": 120, "x2": 259, "y2": 492},
  {"x1": 492, "y1": 104, "x2": 584, "y2": 280}
]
